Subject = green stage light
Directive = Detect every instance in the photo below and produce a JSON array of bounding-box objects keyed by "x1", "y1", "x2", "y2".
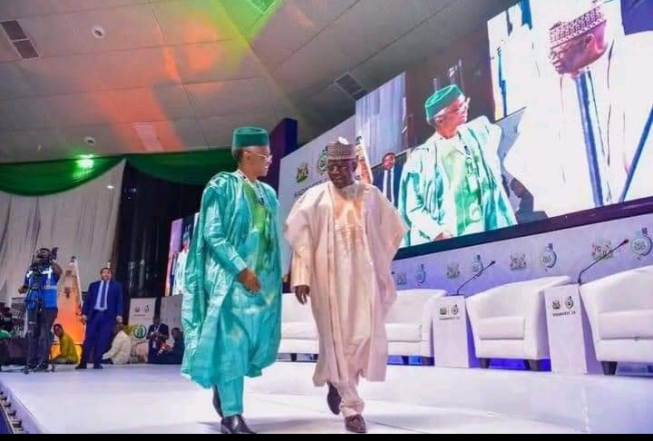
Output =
[{"x1": 77, "y1": 155, "x2": 95, "y2": 170}]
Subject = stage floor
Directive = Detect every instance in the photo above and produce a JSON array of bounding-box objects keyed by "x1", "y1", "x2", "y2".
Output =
[{"x1": 1, "y1": 363, "x2": 651, "y2": 434}]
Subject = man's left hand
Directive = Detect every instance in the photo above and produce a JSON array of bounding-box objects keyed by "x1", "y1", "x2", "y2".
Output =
[
  {"x1": 52, "y1": 262, "x2": 63, "y2": 277},
  {"x1": 116, "y1": 316, "x2": 123, "y2": 324}
]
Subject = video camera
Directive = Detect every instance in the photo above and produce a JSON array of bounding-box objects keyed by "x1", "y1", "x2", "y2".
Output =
[{"x1": 28, "y1": 247, "x2": 59, "y2": 277}]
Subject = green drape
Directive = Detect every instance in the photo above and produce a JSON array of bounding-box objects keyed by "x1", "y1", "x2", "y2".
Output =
[
  {"x1": 126, "y1": 149, "x2": 236, "y2": 187},
  {"x1": 0, "y1": 157, "x2": 123, "y2": 196},
  {"x1": 0, "y1": 149, "x2": 236, "y2": 196}
]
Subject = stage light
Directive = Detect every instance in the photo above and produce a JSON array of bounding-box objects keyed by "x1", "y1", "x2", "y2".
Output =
[{"x1": 77, "y1": 155, "x2": 95, "y2": 170}]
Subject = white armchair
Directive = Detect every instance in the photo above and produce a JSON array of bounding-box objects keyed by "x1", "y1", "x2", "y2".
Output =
[
  {"x1": 466, "y1": 276, "x2": 572, "y2": 370},
  {"x1": 385, "y1": 289, "x2": 447, "y2": 364},
  {"x1": 581, "y1": 265, "x2": 653, "y2": 375},
  {"x1": 279, "y1": 294, "x2": 319, "y2": 360},
  {"x1": 278, "y1": 289, "x2": 446, "y2": 364}
]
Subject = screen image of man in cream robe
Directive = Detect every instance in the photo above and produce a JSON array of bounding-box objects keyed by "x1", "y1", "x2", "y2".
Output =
[
  {"x1": 399, "y1": 85, "x2": 516, "y2": 246},
  {"x1": 503, "y1": 0, "x2": 653, "y2": 215},
  {"x1": 285, "y1": 140, "x2": 406, "y2": 434}
]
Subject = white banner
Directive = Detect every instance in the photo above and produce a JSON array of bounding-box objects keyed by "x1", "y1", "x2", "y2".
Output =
[
  {"x1": 278, "y1": 117, "x2": 356, "y2": 274},
  {"x1": 161, "y1": 294, "x2": 183, "y2": 333},
  {"x1": 129, "y1": 298, "x2": 156, "y2": 342}
]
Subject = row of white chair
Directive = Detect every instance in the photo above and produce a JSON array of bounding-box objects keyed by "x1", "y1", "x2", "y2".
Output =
[{"x1": 280, "y1": 266, "x2": 653, "y2": 374}]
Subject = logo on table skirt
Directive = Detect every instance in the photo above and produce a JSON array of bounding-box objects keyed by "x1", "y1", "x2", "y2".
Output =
[
  {"x1": 451, "y1": 304, "x2": 460, "y2": 316},
  {"x1": 415, "y1": 264, "x2": 427, "y2": 286},
  {"x1": 393, "y1": 271, "x2": 408, "y2": 287},
  {"x1": 135, "y1": 307, "x2": 141, "y2": 313},
  {"x1": 296, "y1": 163, "x2": 309, "y2": 183},
  {"x1": 540, "y1": 244, "x2": 558, "y2": 270},
  {"x1": 510, "y1": 253, "x2": 527, "y2": 271},
  {"x1": 631, "y1": 228, "x2": 652, "y2": 258},
  {"x1": 565, "y1": 296, "x2": 575, "y2": 310},
  {"x1": 446, "y1": 263, "x2": 461, "y2": 280},
  {"x1": 317, "y1": 148, "x2": 328, "y2": 175},
  {"x1": 552, "y1": 300, "x2": 562, "y2": 311},
  {"x1": 471, "y1": 255, "x2": 484, "y2": 274},
  {"x1": 439, "y1": 307, "x2": 448, "y2": 316},
  {"x1": 133, "y1": 325, "x2": 147, "y2": 340},
  {"x1": 145, "y1": 305, "x2": 150, "y2": 313},
  {"x1": 592, "y1": 241, "x2": 613, "y2": 261}
]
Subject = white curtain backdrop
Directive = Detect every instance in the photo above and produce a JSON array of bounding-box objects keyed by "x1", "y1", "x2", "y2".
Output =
[{"x1": 0, "y1": 161, "x2": 125, "y2": 305}]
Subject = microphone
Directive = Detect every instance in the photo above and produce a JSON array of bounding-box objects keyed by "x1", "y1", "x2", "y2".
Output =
[
  {"x1": 577, "y1": 239, "x2": 629, "y2": 286},
  {"x1": 455, "y1": 260, "x2": 497, "y2": 296}
]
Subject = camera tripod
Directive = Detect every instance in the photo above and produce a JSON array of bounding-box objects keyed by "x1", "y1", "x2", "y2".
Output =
[{"x1": 19, "y1": 284, "x2": 56, "y2": 375}]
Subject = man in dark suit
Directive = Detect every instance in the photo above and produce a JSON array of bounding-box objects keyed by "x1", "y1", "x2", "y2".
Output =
[
  {"x1": 373, "y1": 152, "x2": 404, "y2": 207},
  {"x1": 77, "y1": 268, "x2": 123, "y2": 370},
  {"x1": 147, "y1": 316, "x2": 169, "y2": 363}
]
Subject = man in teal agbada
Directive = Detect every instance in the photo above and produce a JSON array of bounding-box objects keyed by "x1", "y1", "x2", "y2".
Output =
[
  {"x1": 399, "y1": 85, "x2": 516, "y2": 246},
  {"x1": 182, "y1": 127, "x2": 282, "y2": 435}
]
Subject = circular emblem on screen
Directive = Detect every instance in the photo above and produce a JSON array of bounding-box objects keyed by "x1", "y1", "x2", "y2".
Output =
[
  {"x1": 631, "y1": 229, "x2": 652, "y2": 258},
  {"x1": 415, "y1": 264, "x2": 427, "y2": 286},
  {"x1": 133, "y1": 324, "x2": 147, "y2": 340},
  {"x1": 540, "y1": 244, "x2": 557, "y2": 270},
  {"x1": 471, "y1": 256, "x2": 483, "y2": 274},
  {"x1": 317, "y1": 148, "x2": 328, "y2": 175}
]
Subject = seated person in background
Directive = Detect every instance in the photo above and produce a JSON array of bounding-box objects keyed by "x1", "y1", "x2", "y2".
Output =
[
  {"x1": 52, "y1": 324, "x2": 79, "y2": 365},
  {"x1": 102, "y1": 323, "x2": 132, "y2": 365},
  {"x1": 147, "y1": 316, "x2": 169, "y2": 363},
  {"x1": 151, "y1": 328, "x2": 185, "y2": 365},
  {"x1": 1, "y1": 307, "x2": 14, "y2": 333}
]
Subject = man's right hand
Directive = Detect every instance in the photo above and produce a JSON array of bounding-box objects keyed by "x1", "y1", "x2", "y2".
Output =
[
  {"x1": 18, "y1": 285, "x2": 28, "y2": 295},
  {"x1": 294, "y1": 285, "x2": 310, "y2": 305},
  {"x1": 238, "y1": 268, "x2": 261, "y2": 294}
]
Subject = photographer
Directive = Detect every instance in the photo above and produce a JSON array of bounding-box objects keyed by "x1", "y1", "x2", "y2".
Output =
[{"x1": 18, "y1": 248, "x2": 62, "y2": 371}]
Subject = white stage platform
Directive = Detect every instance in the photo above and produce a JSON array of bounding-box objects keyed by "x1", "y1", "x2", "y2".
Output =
[{"x1": 1, "y1": 363, "x2": 652, "y2": 434}]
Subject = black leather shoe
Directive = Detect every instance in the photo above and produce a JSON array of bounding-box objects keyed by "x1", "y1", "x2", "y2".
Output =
[
  {"x1": 93, "y1": 364, "x2": 103, "y2": 370},
  {"x1": 220, "y1": 415, "x2": 256, "y2": 434},
  {"x1": 33, "y1": 364, "x2": 49, "y2": 373},
  {"x1": 327, "y1": 383, "x2": 342, "y2": 416},
  {"x1": 75, "y1": 364, "x2": 87, "y2": 370},
  {"x1": 212, "y1": 386, "x2": 224, "y2": 418}
]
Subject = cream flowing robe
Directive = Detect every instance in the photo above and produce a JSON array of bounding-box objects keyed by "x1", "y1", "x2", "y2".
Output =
[{"x1": 285, "y1": 182, "x2": 406, "y2": 386}]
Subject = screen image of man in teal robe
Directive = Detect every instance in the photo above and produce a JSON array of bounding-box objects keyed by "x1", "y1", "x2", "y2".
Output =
[
  {"x1": 182, "y1": 127, "x2": 282, "y2": 435},
  {"x1": 399, "y1": 85, "x2": 517, "y2": 246}
]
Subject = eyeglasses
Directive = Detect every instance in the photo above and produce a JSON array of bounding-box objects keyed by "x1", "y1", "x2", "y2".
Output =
[
  {"x1": 247, "y1": 152, "x2": 273, "y2": 163},
  {"x1": 448, "y1": 97, "x2": 471, "y2": 115}
]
